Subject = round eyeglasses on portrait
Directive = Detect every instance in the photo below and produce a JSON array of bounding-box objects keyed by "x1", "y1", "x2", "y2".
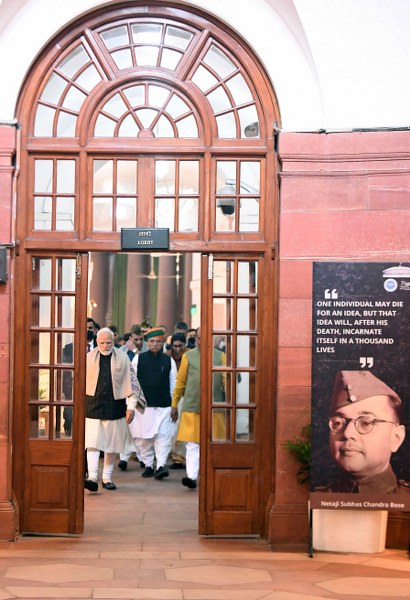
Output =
[{"x1": 329, "y1": 415, "x2": 398, "y2": 435}]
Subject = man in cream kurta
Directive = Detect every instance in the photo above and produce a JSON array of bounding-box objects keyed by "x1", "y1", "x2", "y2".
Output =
[{"x1": 85, "y1": 327, "x2": 137, "y2": 492}]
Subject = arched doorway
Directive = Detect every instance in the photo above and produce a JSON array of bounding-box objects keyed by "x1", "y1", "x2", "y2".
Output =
[{"x1": 13, "y1": 1, "x2": 279, "y2": 537}]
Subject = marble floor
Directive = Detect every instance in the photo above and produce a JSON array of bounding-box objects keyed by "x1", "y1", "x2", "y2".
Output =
[{"x1": 0, "y1": 458, "x2": 409, "y2": 600}]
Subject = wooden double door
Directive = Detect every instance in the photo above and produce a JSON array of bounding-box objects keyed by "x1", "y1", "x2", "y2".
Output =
[{"x1": 13, "y1": 250, "x2": 273, "y2": 537}]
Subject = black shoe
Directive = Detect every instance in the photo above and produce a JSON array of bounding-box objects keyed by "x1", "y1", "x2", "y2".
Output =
[
  {"x1": 169, "y1": 462, "x2": 184, "y2": 470},
  {"x1": 154, "y1": 466, "x2": 169, "y2": 480},
  {"x1": 182, "y1": 477, "x2": 197, "y2": 489},
  {"x1": 139, "y1": 461, "x2": 145, "y2": 468},
  {"x1": 102, "y1": 481, "x2": 117, "y2": 490},
  {"x1": 118, "y1": 460, "x2": 128, "y2": 471},
  {"x1": 141, "y1": 466, "x2": 155, "y2": 478},
  {"x1": 84, "y1": 479, "x2": 98, "y2": 492}
]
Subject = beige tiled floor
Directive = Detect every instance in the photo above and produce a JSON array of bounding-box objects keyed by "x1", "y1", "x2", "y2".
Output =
[{"x1": 0, "y1": 458, "x2": 409, "y2": 600}]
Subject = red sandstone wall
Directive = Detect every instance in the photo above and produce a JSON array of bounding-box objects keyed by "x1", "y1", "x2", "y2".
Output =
[
  {"x1": 269, "y1": 130, "x2": 410, "y2": 547},
  {"x1": 0, "y1": 125, "x2": 18, "y2": 539}
]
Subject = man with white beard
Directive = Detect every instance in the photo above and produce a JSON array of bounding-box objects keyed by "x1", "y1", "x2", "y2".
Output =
[{"x1": 84, "y1": 327, "x2": 137, "y2": 492}]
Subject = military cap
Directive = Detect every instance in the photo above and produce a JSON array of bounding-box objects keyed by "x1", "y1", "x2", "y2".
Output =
[
  {"x1": 330, "y1": 370, "x2": 401, "y2": 413},
  {"x1": 144, "y1": 326, "x2": 165, "y2": 340}
]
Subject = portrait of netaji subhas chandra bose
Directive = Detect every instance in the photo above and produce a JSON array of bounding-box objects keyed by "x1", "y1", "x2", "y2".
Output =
[{"x1": 317, "y1": 370, "x2": 410, "y2": 495}]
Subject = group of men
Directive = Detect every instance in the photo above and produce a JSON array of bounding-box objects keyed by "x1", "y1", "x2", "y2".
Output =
[{"x1": 84, "y1": 322, "x2": 205, "y2": 493}]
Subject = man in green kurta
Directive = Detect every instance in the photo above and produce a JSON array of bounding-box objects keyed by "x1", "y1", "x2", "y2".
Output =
[{"x1": 171, "y1": 328, "x2": 225, "y2": 489}]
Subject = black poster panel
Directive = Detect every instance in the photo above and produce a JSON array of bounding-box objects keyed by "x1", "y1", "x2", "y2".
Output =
[{"x1": 310, "y1": 263, "x2": 410, "y2": 512}]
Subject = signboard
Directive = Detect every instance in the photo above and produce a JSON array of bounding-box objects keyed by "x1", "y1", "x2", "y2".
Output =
[
  {"x1": 121, "y1": 228, "x2": 169, "y2": 251},
  {"x1": 310, "y1": 262, "x2": 410, "y2": 512}
]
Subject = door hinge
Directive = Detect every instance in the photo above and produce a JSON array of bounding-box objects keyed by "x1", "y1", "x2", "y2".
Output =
[
  {"x1": 76, "y1": 255, "x2": 81, "y2": 279},
  {"x1": 208, "y1": 254, "x2": 214, "y2": 279}
]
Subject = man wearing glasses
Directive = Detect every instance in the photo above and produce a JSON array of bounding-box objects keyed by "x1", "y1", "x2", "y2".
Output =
[{"x1": 324, "y1": 370, "x2": 409, "y2": 494}]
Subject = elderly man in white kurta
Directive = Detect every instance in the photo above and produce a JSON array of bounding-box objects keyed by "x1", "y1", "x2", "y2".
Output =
[
  {"x1": 85, "y1": 327, "x2": 137, "y2": 492},
  {"x1": 130, "y1": 327, "x2": 177, "y2": 480}
]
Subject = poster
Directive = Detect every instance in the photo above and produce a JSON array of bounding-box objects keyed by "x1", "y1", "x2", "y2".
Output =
[{"x1": 310, "y1": 262, "x2": 410, "y2": 511}]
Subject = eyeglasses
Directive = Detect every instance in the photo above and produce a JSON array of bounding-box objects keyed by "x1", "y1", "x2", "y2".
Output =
[{"x1": 329, "y1": 415, "x2": 398, "y2": 435}]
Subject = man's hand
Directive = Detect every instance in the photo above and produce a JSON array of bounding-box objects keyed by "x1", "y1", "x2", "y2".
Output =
[
  {"x1": 126, "y1": 409, "x2": 135, "y2": 424},
  {"x1": 170, "y1": 407, "x2": 178, "y2": 422}
]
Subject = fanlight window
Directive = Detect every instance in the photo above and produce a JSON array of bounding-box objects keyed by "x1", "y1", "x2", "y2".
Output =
[
  {"x1": 94, "y1": 84, "x2": 199, "y2": 138},
  {"x1": 32, "y1": 18, "x2": 261, "y2": 140}
]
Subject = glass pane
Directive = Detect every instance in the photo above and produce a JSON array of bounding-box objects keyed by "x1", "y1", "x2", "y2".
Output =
[
  {"x1": 62, "y1": 406, "x2": 73, "y2": 438},
  {"x1": 166, "y1": 94, "x2": 189, "y2": 118},
  {"x1": 203, "y1": 45, "x2": 236, "y2": 78},
  {"x1": 124, "y1": 85, "x2": 145, "y2": 106},
  {"x1": 217, "y1": 161, "x2": 236, "y2": 193},
  {"x1": 56, "y1": 160, "x2": 75, "y2": 193},
  {"x1": 29, "y1": 405, "x2": 49, "y2": 438},
  {"x1": 94, "y1": 114, "x2": 116, "y2": 137},
  {"x1": 155, "y1": 160, "x2": 175, "y2": 194},
  {"x1": 55, "y1": 296, "x2": 75, "y2": 327},
  {"x1": 179, "y1": 161, "x2": 198, "y2": 194},
  {"x1": 207, "y1": 86, "x2": 232, "y2": 113},
  {"x1": 213, "y1": 334, "x2": 232, "y2": 366},
  {"x1": 75, "y1": 64, "x2": 102, "y2": 92},
  {"x1": 34, "y1": 197, "x2": 52, "y2": 230},
  {"x1": 61, "y1": 86, "x2": 86, "y2": 111},
  {"x1": 155, "y1": 198, "x2": 175, "y2": 230},
  {"x1": 117, "y1": 197, "x2": 136, "y2": 230},
  {"x1": 32, "y1": 295, "x2": 51, "y2": 327},
  {"x1": 176, "y1": 115, "x2": 198, "y2": 138},
  {"x1": 179, "y1": 198, "x2": 198, "y2": 232},
  {"x1": 112, "y1": 48, "x2": 133, "y2": 70},
  {"x1": 62, "y1": 334, "x2": 75, "y2": 364},
  {"x1": 237, "y1": 335, "x2": 257, "y2": 367},
  {"x1": 237, "y1": 298, "x2": 257, "y2": 331},
  {"x1": 93, "y1": 197, "x2": 112, "y2": 230},
  {"x1": 215, "y1": 201, "x2": 235, "y2": 231},
  {"x1": 212, "y1": 298, "x2": 232, "y2": 330},
  {"x1": 117, "y1": 161, "x2": 137, "y2": 194},
  {"x1": 56, "y1": 112, "x2": 77, "y2": 137},
  {"x1": 40, "y1": 72, "x2": 67, "y2": 104},
  {"x1": 226, "y1": 73, "x2": 254, "y2": 106},
  {"x1": 239, "y1": 198, "x2": 259, "y2": 232},
  {"x1": 55, "y1": 331, "x2": 74, "y2": 364},
  {"x1": 53, "y1": 405, "x2": 68, "y2": 439},
  {"x1": 213, "y1": 260, "x2": 233, "y2": 294},
  {"x1": 31, "y1": 331, "x2": 51, "y2": 363},
  {"x1": 30, "y1": 368, "x2": 50, "y2": 401},
  {"x1": 212, "y1": 408, "x2": 230, "y2": 442},
  {"x1": 136, "y1": 108, "x2": 158, "y2": 128},
  {"x1": 118, "y1": 115, "x2": 140, "y2": 137},
  {"x1": 240, "y1": 162, "x2": 260, "y2": 194},
  {"x1": 216, "y1": 112, "x2": 236, "y2": 138},
  {"x1": 60, "y1": 368, "x2": 74, "y2": 401},
  {"x1": 213, "y1": 371, "x2": 228, "y2": 404},
  {"x1": 103, "y1": 93, "x2": 128, "y2": 118},
  {"x1": 56, "y1": 197, "x2": 74, "y2": 230},
  {"x1": 32, "y1": 258, "x2": 52, "y2": 290},
  {"x1": 94, "y1": 160, "x2": 113, "y2": 193},
  {"x1": 164, "y1": 26, "x2": 193, "y2": 50},
  {"x1": 191, "y1": 64, "x2": 218, "y2": 92},
  {"x1": 34, "y1": 105, "x2": 55, "y2": 137},
  {"x1": 238, "y1": 261, "x2": 258, "y2": 294},
  {"x1": 148, "y1": 85, "x2": 170, "y2": 107},
  {"x1": 239, "y1": 105, "x2": 259, "y2": 138},
  {"x1": 35, "y1": 160, "x2": 53, "y2": 193},
  {"x1": 56, "y1": 259, "x2": 76, "y2": 292},
  {"x1": 236, "y1": 371, "x2": 256, "y2": 405},
  {"x1": 154, "y1": 115, "x2": 174, "y2": 137},
  {"x1": 135, "y1": 46, "x2": 159, "y2": 66},
  {"x1": 132, "y1": 23, "x2": 162, "y2": 44},
  {"x1": 58, "y1": 46, "x2": 89, "y2": 78},
  {"x1": 160, "y1": 48, "x2": 182, "y2": 70},
  {"x1": 101, "y1": 26, "x2": 129, "y2": 50},
  {"x1": 236, "y1": 409, "x2": 255, "y2": 441}
]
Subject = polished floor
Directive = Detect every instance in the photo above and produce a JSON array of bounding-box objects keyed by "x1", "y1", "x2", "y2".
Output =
[{"x1": 0, "y1": 458, "x2": 409, "y2": 600}]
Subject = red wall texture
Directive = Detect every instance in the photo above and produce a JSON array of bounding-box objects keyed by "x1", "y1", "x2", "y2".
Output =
[{"x1": 269, "y1": 130, "x2": 410, "y2": 547}]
